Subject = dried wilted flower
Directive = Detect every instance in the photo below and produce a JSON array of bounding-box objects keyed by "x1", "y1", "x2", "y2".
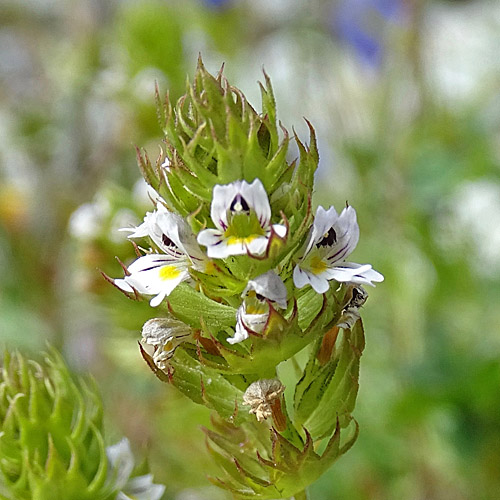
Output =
[
  {"x1": 243, "y1": 378, "x2": 285, "y2": 428},
  {"x1": 141, "y1": 317, "x2": 192, "y2": 370}
]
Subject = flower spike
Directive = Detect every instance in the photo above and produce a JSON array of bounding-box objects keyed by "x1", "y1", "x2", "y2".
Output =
[{"x1": 107, "y1": 59, "x2": 383, "y2": 498}]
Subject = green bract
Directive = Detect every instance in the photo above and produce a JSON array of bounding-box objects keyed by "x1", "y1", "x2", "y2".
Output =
[{"x1": 113, "y1": 58, "x2": 382, "y2": 498}]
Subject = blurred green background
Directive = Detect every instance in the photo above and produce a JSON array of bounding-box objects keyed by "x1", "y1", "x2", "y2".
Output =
[{"x1": 1, "y1": 0, "x2": 500, "y2": 498}]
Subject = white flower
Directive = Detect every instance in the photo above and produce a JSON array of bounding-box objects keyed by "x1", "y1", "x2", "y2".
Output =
[
  {"x1": 141, "y1": 317, "x2": 192, "y2": 369},
  {"x1": 228, "y1": 271, "x2": 287, "y2": 345},
  {"x1": 124, "y1": 203, "x2": 206, "y2": 269},
  {"x1": 293, "y1": 205, "x2": 384, "y2": 294},
  {"x1": 197, "y1": 179, "x2": 287, "y2": 259},
  {"x1": 114, "y1": 253, "x2": 189, "y2": 307},
  {"x1": 106, "y1": 438, "x2": 165, "y2": 500},
  {"x1": 115, "y1": 204, "x2": 208, "y2": 307}
]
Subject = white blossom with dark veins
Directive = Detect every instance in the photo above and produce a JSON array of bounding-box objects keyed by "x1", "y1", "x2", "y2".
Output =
[
  {"x1": 115, "y1": 203, "x2": 208, "y2": 307},
  {"x1": 293, "y1": 205, "x2": 384, "y2": 294},
  {"x1": 197, "y1": 179, "x2": 287, "y2": 259}
]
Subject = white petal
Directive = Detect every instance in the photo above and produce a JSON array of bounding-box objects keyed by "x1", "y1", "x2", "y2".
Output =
[
  {"x1": 227, "y1": 307, "x2": 250, "y2": 344},
  {"x1": 211, "y1": 182, "x2": 242, "y2": 231},
  {"x1": 306, "y1": 272, "x2": 330, "y2": 294},
  {"x1": 124, "y1": 210, "x2": 156, "y2": 240},
  {"x1": 308, "y1": 205, "x2": 339, "y2": 253},
  {"x1": 142, "y1": 317, "x2": 191, "y2": 345},
  {"x1": 124, "y1": 474, "x2": 166, "y2": 500},
  {"x1": 106, "y1": 438, "x2": 134, "y2": 490},
  {"x1": 293, "y1": 265, "x2": 311, "y2": 289},
  {"x1": 271, "y1": 223, "x2": 287, "y2": 238},
  {"x1": 197, "y1": 228, "x2": 223, "y2": 247},
  {"x1": 246, "y1": 271, "x2": 287, "y2": 308},
  {"x1": 122, "y1": 254, "x2": 189, "y2": 303},
  {"x1": 240, "y1": 178, "x2": 271, "y2": 227},
  {"x1": 324, "y1": 206, "x2": 359, "y2": 264},
  {"x1": 125, "y1": 253, "x2": 179, "y2": 276},
  {"x1": 149, "y1": 291, "x2": 167, "y2": 307},
  {"x1": 328, "y1": 262, "x2": 384, "y2": 286},
  {"x1": 293, "y1": 265, "x2": 329, "y2": 293},
  {"x1": 246, "y1": 236, "x2": 269, "y2": 256},
  {"x1": 114, "y1": 278, "x2": 134, "y2": 293},
  {"x1": 197, "y1": 229, "x2": 239, "y2": 258}
]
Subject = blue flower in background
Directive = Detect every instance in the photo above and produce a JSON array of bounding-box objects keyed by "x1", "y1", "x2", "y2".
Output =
[
  {"x1": 201, "y1": 0, "x2": 232, "y2": 9},
  {"x1": 331, "y1": 0, "x2": 406, "y2": 67}
]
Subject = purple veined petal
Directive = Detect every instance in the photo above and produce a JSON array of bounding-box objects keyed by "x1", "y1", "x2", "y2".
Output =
[
  {"x1": 125, "y1": 253, "x2": 179, "y2": 274},
  {"x1": 306, "y1": 205, "x2": 340, "y2": 254},
  {"x1": 211, "y1": 182, "x2": 242, "y2": 231},
  {"x1": 324, "y1": 205, "x2": 360, "y2": 263},
  {"x1": 197, "y1": 228, "x2": 236, "y2": 258},
  {"x1": 154, "y1": 205, "x2": 184, "y2": 251},
  {"x1": 155, "y1": 206, "x2": 206, "y2": 262},
  {"x1": 240, "y1": 178, "x2": 271, "y2": 227},
  {"x1": 196, "y1": 228, "x2": 222, "y2": 247},
  {"x1": 125, "y1": 265, "x2": 188, "y2": 296},
  {"x1": 120, "y1": 254, "x2": 189, "y2": 305}
]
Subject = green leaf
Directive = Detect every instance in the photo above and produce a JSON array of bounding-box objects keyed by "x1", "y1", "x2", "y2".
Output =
[
  {"x1": 170, "y1": 349, "x2": 249, "y2": 424},
  {"x1": 300, "y1": 321, "x2": 365, "y2": 439},
  {"x1": 165, "y1": 283, "x2": 237, "y2": 330},
  {"x1": 296, "y1": 288, "x2": 324, "y2": 331}
]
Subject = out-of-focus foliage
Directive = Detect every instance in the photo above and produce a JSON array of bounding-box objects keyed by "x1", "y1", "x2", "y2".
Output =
[{"x1": 1, "y1": 0, "x2": 500, "y2": 499}]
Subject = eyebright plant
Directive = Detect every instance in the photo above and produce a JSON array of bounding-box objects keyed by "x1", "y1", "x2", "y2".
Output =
[
  {"x1": 107, "y1": 57, "x2": 383, "y2": 499},
  {"x1": 0, "y1": 350, "x2": 164, "y2": 500}
]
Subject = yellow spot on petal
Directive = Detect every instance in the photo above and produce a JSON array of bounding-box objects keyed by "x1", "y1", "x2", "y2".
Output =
[
  {"x1": 159, "y1": 265, "x2": 181, "y2": 281},
  {"x1": 226, "y1": 235, "x2": 257, "y2": 246},
  {"x1": 310, "y1": 255, "x2": 328, "y2": 275}
]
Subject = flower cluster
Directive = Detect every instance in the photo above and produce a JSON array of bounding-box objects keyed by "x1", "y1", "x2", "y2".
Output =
[
  {"x1": 113, "y1": 182, "x2": 382, "y2": 348},
  {"x1": 109, "y1": 59, "x2": 383, "y2": 498}
]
